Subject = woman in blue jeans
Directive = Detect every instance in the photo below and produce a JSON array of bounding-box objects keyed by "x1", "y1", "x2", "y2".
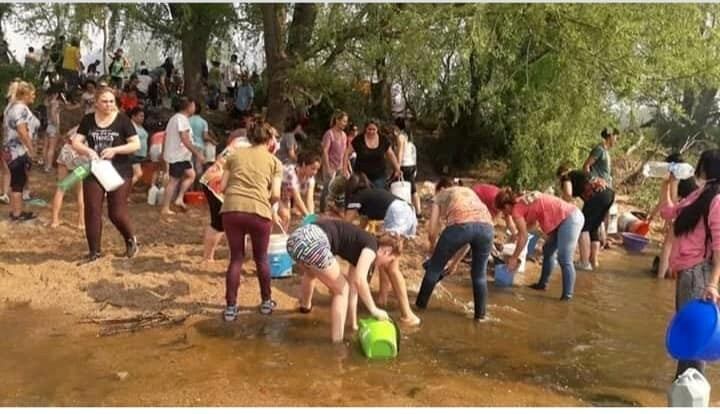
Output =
[
  {"x1": 415, "y1": 178, "x2": 495, "y2": 320},
  {"x1": 495, "y1": 188, "x2": 584, "y2": 300}
]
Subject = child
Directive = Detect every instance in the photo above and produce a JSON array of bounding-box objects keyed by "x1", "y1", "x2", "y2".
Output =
[{"x1": 50, "y1": 126, "x2": 86, "y2": 229}]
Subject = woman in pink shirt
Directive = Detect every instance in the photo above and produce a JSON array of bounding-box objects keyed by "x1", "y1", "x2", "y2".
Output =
[
  {"x1": 496, "y1": 189, "x2": 584, "y2": 300},
  {"x1": 319, "y1": 111, "x2": 348, "y2": 213},
  {"x1": 473, "y1": 182, "x2": 518, "y2": 234},
  {"x1": 659, "y1": 149, "x2": 720, "y2": 379}
]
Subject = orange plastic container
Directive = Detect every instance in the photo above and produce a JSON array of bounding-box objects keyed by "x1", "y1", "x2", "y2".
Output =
[
  {"x1": 631, "y1": 220, "x2": 650, "y2": 236},
  {"x1": 183, "y1": 191, "x2": 206, "y2": 206}
]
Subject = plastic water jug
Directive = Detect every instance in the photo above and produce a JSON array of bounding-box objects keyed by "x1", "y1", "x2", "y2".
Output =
[
  {"x1": 90, "y1": 160, "x2": 125, "y2": 192},
  {"x1": 358, "y1": 318, "x2": 399, "y2": 360},
  {"x1": 156, "y1": 187, "x2": 165, "y2": 206},
  {"x1": 147, "y1": 185, "x2": 159, "y2": 205},
  {"x1": 643, "y1": 162, "x2": 695, "y2": 180},
  {"x1": 668, "y1": 368, "x2": 710, "y2": 407},
  {"x1": 607, "y1": 203, "x2": 619, "y2": 234},
  {"x1": 58, "y1": 163, "x2": 90, "y2": 191},
  {"x1": 268, "y1": 234, "x2": 293, "y2": 278},
  {"x1": 390, "y1": 179, "x2": 412, "y2": 204}
]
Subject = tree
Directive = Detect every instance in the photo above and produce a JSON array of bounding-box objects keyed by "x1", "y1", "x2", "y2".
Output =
[{"x1": 128, "y1": 3, "x2": 239, "y2": 103}]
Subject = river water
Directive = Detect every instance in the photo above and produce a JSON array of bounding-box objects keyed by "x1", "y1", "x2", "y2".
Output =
[{"x1": 1, "y1": 245, "x2": 718, "y2": 406}]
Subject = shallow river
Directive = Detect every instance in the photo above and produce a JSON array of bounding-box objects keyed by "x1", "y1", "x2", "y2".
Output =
[{"x1": 1, "y1": 244, "x2": 718, "y2": 406}]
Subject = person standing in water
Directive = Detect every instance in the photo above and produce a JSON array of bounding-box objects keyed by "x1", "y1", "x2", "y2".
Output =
[
  {"x1": 415, "y1": 178, "x2": 495, "y2": 320},
  {"x1": 659, "y1": 149, "x2": 720, "y2": 380},
  {"x1": 583, "y1": 127, "x2": 619, "y2": 247},
  {"x1": 70, "y1": 86, "x2": 140, "y2": 262},
  {"x1": 495, "y1": 188, "x2": 584, "y2": 300},
  {"x1": 556, "y1": 163, "x2": 614, "y2": 271},
  {"x1": 288, "y1": 219, "x2": 392, "y2": 342}
]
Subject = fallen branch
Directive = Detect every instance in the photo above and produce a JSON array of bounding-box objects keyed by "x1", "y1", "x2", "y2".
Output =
[{"x1": 79, "y1": 311, "x2": 189, "y2": 336}]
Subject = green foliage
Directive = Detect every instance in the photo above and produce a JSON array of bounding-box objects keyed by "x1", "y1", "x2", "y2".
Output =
[{"x1": 0, "y1": 63, "x2": 24, "y2": 103}]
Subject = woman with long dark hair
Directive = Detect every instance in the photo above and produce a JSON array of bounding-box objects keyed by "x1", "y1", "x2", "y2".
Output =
[
  {"x1": 659, "y1": 149, "x2": 720, "y2": 379},
  {"x1": 343, "y1": 119, "x2": 402, "y2": 190}
]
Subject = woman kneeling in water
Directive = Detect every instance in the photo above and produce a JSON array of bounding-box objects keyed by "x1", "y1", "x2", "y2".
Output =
[{"x1": 288, "y1": 219, "x2": 399, "y2": 342}]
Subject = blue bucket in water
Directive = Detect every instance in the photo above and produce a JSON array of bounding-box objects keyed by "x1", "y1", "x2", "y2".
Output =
[
  {"x1": 494, "y1": 264, "x2": 515, "y2": 287},
  {"x1": 666, "y1": 299, "x2": 720, "y2": 361},
  {"x1": 268, "y1": 234, "x2": 293, "y2": 278}
]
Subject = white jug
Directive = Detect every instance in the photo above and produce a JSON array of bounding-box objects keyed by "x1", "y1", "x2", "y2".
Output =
[
  {"x1": 668, "y1": 368, "x2": 711, "y2": 407},
  {"x1": 147, "y1": 185, "x2": 159, "y2": 205},
  {"x1": 390, "y1": 179, "x2": 412, "y2": 204},
  {"x1": 91, "y1": 160, "x2": 125, "y2": 192}
]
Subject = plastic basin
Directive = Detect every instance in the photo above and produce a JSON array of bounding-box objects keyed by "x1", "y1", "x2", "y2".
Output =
[
  {"x1": 622, "y1": 232, "x2": 649, "y2": 252},
  {"x1": 666, "y1": 300, "x2": 720, "y2": 361}
]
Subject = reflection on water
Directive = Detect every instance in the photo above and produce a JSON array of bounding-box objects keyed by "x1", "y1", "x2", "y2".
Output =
[{"x1": 1, "y1": 246, "x2": 718, "y2": 406}]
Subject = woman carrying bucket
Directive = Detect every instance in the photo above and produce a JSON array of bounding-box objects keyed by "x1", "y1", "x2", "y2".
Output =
[
  {"x1": 495, "y1": 189, "x2": 583, "y2": 300},
  {"x1": 287, "y1": 218, "x2": 396, "y2": 342},
  {"x1": 219, "y1": 122, "x2": 282, "y2": 319},
  {"x1": 556, "y1": 163, "x2": 615, "y2": 271},
  {"x1": 659, "y1": 149, "x2": 720, "y2": 379},
  {"x1": 70, "y1": 86, "x2": 140, "y2": 263},
  {"x1": 343, "y1": 172, "x2": 421, "y2": 326},
  {"x1": 415, "y1": 178, "x2": 495, "y2": 320}
]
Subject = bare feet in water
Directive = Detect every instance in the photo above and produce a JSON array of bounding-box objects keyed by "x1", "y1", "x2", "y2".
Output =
[{"x1": 400, "y1": 314, "x2": 421, "y2": 327}]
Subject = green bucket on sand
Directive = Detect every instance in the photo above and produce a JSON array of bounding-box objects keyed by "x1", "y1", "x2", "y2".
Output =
[{"x1": 358, "y1": 317, "x2": 399, "y2": 360}]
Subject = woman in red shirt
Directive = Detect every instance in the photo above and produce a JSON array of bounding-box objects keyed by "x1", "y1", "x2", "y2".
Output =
[{"x1": 496, "y1": 189, "x2": 584, "y2": 300}]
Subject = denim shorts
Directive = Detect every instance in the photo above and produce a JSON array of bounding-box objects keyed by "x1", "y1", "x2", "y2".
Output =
[
  {"x1": 384, "y1": 199, "x2": 417, "y2": 237},
  {"x1": 287, "y1": 224, "x2": 336, "y2": 270}
]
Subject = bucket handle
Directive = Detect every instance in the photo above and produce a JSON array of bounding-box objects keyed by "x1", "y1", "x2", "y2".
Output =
[{"x1": 272, "y1": 218, "x2": 287, "y2": 235}]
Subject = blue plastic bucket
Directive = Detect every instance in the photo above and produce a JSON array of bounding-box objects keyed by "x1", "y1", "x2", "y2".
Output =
[
  {"x1": 494, "y1": 264, "x2": 515, "y2": 287},
  {"x1": 666, "y1": 299, "x2": 720, "y2": 361},
  {"x1": 268, "y1": 234, "x2": 293, "y2": 278}
]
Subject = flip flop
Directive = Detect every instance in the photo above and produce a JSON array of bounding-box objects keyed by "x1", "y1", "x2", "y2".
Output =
[{"x1": 10, "y1": 211, "x2": 37, "y2": 221}]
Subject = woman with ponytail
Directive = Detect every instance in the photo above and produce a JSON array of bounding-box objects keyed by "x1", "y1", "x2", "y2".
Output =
[
  {"x1": 495, "y1": 187, "x2": 584, "y2": 300},
  {"x1": 2, "y1": 80, "x2": 40, "y2": 221},
  {"x1": 660, "y1": 149, "x2": 720, "y2": 379}
]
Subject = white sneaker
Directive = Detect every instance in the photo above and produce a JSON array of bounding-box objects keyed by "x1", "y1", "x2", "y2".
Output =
[
  {"x1": 575, "y1": 261, "x2": 593, "y2": 271},
  {"x1": 0, "y1": 194, "x2": 8, "y2": 204}
]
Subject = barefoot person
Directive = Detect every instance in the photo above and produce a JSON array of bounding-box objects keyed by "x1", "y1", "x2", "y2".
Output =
[
  {"x1": 288, "y1": 219, "x2": 392, "y2": 342},
  {"x1": 220, "y1": 123, "x2": 282, "y2": 319},
  {"x1": 556, "y1": 163, "x2": 614, "y2": 270},
  {"x1": 70, "y1": 86, "x2": 140, "y2": 262},
  {"x1": 50, "y1": 126, "x2": 86, "y2": 229},
  {"x1": 659, "y1": 149, "x2": 720, "y2": 380},
  {"x1": 415, "y1": 178, "x2": 495, "y2": 320},
  {"x1": 495, "y1": 188, "x2": 584, "y2": 300},
  {"x1": 3, "y1": 80, "x2": 40, "y2": 221},
  {"x1": 343, "y1": 172, "x2": 420, "y2": 325},
  {"x1": 129, "y1": 107, "x2": 149, "y2": 188},
  {"x1": 160, "y1": 97, "x2": 204, "y2": 214}
]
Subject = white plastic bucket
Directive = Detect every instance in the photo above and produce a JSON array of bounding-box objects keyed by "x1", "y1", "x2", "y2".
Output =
[
  {"x1": 268, "y1": 234, "x2": 293, "y2": 278},
  {"x1": 91, "y1": 160, "x2": 125, "y2": 192},
  {"x1": 503, "y1": 241, "x2": 528, "y2": 273},
  {"x1": 390, "y1": 179, "x2": 412, "y2": 203}
]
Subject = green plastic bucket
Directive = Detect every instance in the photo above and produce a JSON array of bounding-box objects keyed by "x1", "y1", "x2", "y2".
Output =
[{"x1": 358, "y1": 317, "x2": 399, "y2": 360}]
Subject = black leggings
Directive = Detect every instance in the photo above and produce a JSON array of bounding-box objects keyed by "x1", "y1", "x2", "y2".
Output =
[
  {"x1": 202, "y1": 185, "x2": 224, "y2": 232},
  {"x1": 582, "y1": 188, "x2": 614, "y2": 242},
  {"x1": 8, "y1": 155, "x2": 30, "y2": 193},
  {"x1": 83, "y1": 176, "x2": 134, "y2": 254}
]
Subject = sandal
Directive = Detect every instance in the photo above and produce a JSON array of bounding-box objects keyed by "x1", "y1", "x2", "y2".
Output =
[
  {"x1": 9, "y1": 211, "x2": 37, "y2": 222},
  {"x1": 259, "y1": 299, "x2": 277, "y2": 315},
  {"x1": 77, "y1": 251, "x2": 102, "y2": 266},
  {"x1": 528, "y1": 282, "x2": 547, "y2": 291}
]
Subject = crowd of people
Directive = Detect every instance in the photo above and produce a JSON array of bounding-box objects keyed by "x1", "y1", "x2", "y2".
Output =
[{"x1": 2, "y1": 36, "x2": 720, "y2": 391}]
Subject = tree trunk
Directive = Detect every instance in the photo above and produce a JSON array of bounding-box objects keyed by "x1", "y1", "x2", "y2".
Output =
[
  {"x1": 261, "y1": 3, "x2": 318, "y2": 131},
  {"x1": 181, "y1": 29, "x2": 208, "y2": 104},
  {"x1": 261, "y1": 3, "x2": 290, "y2": 129}
]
